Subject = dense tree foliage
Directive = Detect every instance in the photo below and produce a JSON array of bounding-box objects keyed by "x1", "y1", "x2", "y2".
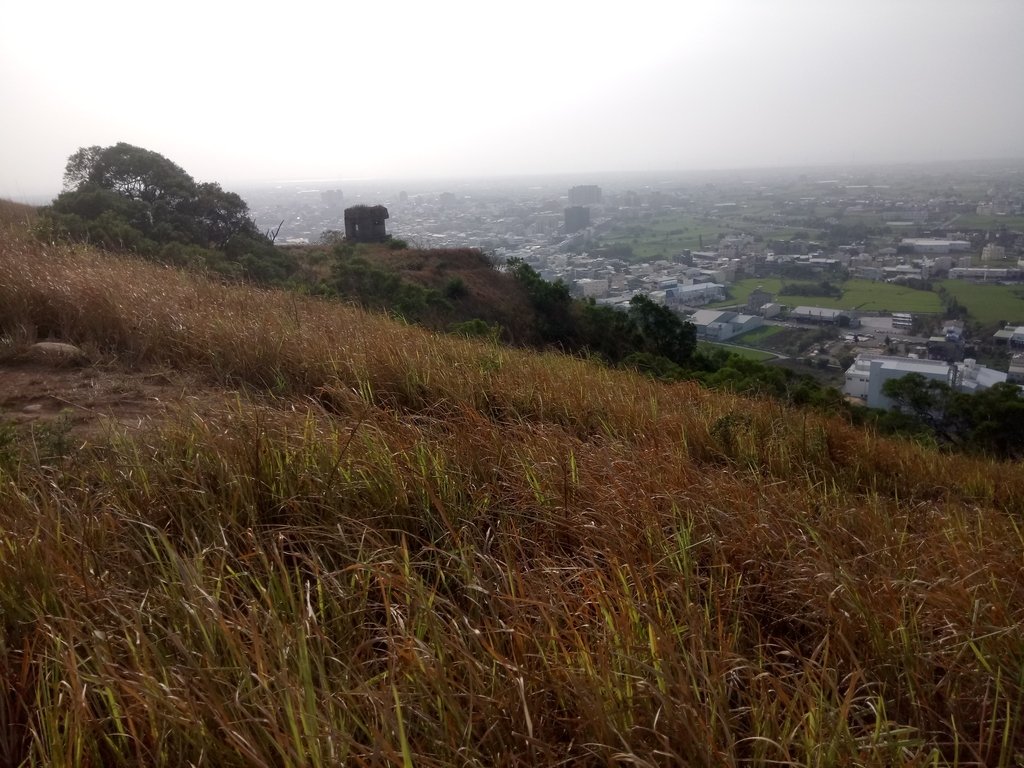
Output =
[
  {"x1": 506, "y1": 258, "x2": 697, "y2": 368},
  {"x1": 39, "y1": 143, "x2": 294, "y2": 281},
  {"x1": 880, "y1": 372, "x2": 1024, "y2": 457},
  {"x1": 626, "y1": 294, "x2": 697, "y2": 365},
  {"x1": 330, "y1": 245, "x2": 451, "y2": 322}
]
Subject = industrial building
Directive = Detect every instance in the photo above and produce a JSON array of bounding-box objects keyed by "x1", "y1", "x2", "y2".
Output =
[
  {"x1": 900, "y1": 238, "x2": 971, "y2": 253},
  {"x1": 564, "y1": 206, "x2": 591, "y2": 234},
  {"x1": 790, "y1": 306, "x2": 858, "y2": 326},
  {"x1": 844, "y1": 355, "x2": 1009, "y2": 410},
  {"x1": 568, "y1": 185, "x2": 602, "y2": 206},
  {"x1": 689, "y1": 310, "x2": 762, "y2": 342}
]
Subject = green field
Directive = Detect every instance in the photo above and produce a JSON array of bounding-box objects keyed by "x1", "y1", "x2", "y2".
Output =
[
  {"x1": 600, "y1": 212, "x2": 806, "y2": 262},
  {"x1": 713, "y1": 278, "x2": 786, "y2": 306},
  {"x1": 834, "y1": 280, "x2": 942, "y2": 312},
  {"x1": 731, "y1": 324, "x2": 786, "y2": 344},
  {"x1": 713, "y1": 278, "x2": 942, "y2": 313},
  {"x1": 716, "y1": 277, "x2": 1024, "y2": 325},
  {"x1": 699, "y1": 341, "x2": 776, "y2": 361},
  {"x1": 938, "y1": 280, "x2": 1024, "y2": 326},
  {"x1": 602, "y1": 216, "x2": 739, "y2": 261}
]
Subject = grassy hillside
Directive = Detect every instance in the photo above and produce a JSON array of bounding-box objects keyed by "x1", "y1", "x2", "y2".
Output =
[
  {"x1": 2, "y1": 207, "x2": 1024, "y2": 765},
  {"x1": 292, "y1": 241, "x2": 541, "y2": 343}
]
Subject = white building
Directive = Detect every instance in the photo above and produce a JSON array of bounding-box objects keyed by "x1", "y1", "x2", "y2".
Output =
[
  {"x1": 901, "y1": 238, "x2": 972, "y2": 254},
  {"x1": 690, "y1": 310, "x2": 763, "y2": 342},
  {"x1": 575, "y1": 278, "x2": 608, "y2": 298},
  {"x1": 982, "y1": 243, "x2": 1007, "y2": 261},
  {"x1": 954, "y1": 358, "x2": 1008, "y2": 395},
  {"x1": 844, "y1": 354, "x2": 1010, "y2": 409},
  {"x1": 790, "y1": 306, "x2": 858, "y2": 326},
  {"x1": 671, "y1": 282, "x2": 725, "y2": 306},
  {"x1": 948, "y1": 267, "x2": 1020, "y2": 281}
]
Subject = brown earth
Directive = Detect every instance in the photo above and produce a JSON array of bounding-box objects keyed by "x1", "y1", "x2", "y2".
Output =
[{"x1": 0, "y1": 358, "x2": 210, "y2": 439}]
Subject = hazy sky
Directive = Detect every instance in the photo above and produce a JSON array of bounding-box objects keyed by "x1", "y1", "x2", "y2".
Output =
[{"x1": 2, "y1": 0, "x2": 1023, "y2": 198}]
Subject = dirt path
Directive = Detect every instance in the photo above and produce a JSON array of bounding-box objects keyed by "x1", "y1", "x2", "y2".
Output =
[{"x1": 0, "y1": 360, "x2": 203, "y2": 439}]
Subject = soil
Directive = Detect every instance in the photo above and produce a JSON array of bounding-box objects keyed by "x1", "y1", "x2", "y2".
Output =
[{"x1": 0, "y1": 358, "x2": 205, "y2": 440}]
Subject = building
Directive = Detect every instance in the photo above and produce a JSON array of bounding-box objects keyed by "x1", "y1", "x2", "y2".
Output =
[
  {"x1": 746, "y1": 286, "x2": 774, "y2": 313},
  {"x1": 344, "y1": 205, "x2": 389, "y2": 243},
  {"x1": 942, "y1": 320, "x2": 964, "y2": 342},
  {"x1": 926, "y1": 337, "x2": 962, "y2": 362},
  {"x1": 1011, "y1": 327, "x2": 1024, "y2": 349},
  {"x1": 901, "y1": 238, "x2": 971, "y2": 254},
  {"x1": 670, "y1": 282, "x2": 726, "y2": 306},
  {"x1": 948, "y1": 267, "x2": 1021, "y2": 281},
  {"x1": 844, "y1": 354, "x2": 1009, "y2": 409},
  {"x1": 790, "y1": 306, "x2": 858, "y2": 326},
  {"x1": 564, "y1": 206, "x2": 591, "y2": 234},
  {"x1": 982, "y1": 243, "x2": 1007, "y2": 261},
  {"x1": 574, "y1": 277, "x2": 608, "y2": 298},
  {"x1": 853, "y1": 266, "x2": 885, "y2": 281},
  {"x1": 892, "y1": 313, "x2": 913, "y2": 330},
  {"x1": 690, "y1": 310, "x2": 762, "y2": 342},
  {"x1": 1008, "y1": 355, "x2": 1024, "y2": 385},
  {"x1": 953, "y1": 358, "x2": 1009, "y2": 395},
  {"x1": 568, "y1": 185, "x2": 602, "y2": 206}
]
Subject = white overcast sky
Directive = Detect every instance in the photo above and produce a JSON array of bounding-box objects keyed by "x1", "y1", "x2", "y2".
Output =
[{"x1": 2, "y1": 0, "x2": 1023, "y2": 198}]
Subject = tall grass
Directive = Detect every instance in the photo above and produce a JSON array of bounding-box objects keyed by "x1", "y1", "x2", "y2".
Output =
[{"x1": 2, "y1": 214, "x2": 1024, "y2": 765}]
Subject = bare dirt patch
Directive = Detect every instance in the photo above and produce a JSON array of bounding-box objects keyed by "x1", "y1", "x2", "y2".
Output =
[{"x1": 0, "y1": 360, "x2": 208, "y2": 439}]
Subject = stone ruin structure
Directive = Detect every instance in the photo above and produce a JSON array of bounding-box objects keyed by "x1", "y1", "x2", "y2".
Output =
[{"x1": 344, "y1": 205, "x2": 390, "y2": 243}]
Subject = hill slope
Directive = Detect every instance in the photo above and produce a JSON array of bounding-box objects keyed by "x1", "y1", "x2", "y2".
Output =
[
  {"x1": 317, "y1": 242, "x2": 541, "y2": 342},
  {"x1": 2, "y1": 207, "x2": 1023, "y2": 766}
]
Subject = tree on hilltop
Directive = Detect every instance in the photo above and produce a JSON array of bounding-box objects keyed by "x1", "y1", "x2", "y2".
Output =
[
  {"x1": 41, "y1": 143, "x2": 293, "y2": 281},
  {"x1": 627, "y1": 294, "x2": 696, "y2": 366}
]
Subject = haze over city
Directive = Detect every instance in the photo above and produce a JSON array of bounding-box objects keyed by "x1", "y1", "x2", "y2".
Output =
[{"x1": 2, "y1": 0, "x2": 1023, "y2": 199}]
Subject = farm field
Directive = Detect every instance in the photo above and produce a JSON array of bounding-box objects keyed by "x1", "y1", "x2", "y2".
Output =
[
  {"x1": 699, "y1": 341, "x2": 776, "y2": 361},
  {"x1": 714, "y1": 278, "x2": 942, "y2": 313},
  {"x1": 730, "y1": 324, "x2": 786, "y2": 344},
  {"x1": 602, "y1": 217, "x2": 739, "y2": 260},
  {"x1": 938, "y1": 279, "x2": 1024, "y2": 327},
  {"x1": 836, "y1": 279, "x2": 942, "y2": 312},
  {"x1": 601, "y1": 213, "x2": 805, "y2": 262}
]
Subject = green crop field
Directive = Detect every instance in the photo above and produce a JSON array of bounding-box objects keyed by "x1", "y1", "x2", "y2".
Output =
[
  {"x1": 938, "y1": 280, "x2": 1024, "y2": 326},
  {"x1": 600, "y1": 212, "x2": 809, "y2": 263},
  {"x1": 731, "y1": 324, "x2": 786, "y2": 344},
  {"x1": 699, "y1": 341, "x2": 776, "y2": 361},
  {"x1": 713, "y1": 278, "x2": 941, "y2": 313},
  {"x1": 710, "y1": 278, "x2": 785, "y2": 307},
  {"x1": 602, "y1": 215, "x2": 740, "y2": 261},
  {"x1": 834, "y1": 280, "x2": 942, "y2": 312}
]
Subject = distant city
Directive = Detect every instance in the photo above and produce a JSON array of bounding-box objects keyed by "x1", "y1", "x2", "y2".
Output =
[{"x1": 241, "y1": 159, "x2": 1024, "y2": 406}]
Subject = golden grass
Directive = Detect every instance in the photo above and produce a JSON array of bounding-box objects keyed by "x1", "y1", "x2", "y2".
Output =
[{"x1": 2, "y1": 215, "x2": 1024, "y2": 766}]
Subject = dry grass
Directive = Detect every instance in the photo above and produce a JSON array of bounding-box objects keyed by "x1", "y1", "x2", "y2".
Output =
[{"x1": 2, "y1": 212, "x2": 1023, "y2": 766}]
